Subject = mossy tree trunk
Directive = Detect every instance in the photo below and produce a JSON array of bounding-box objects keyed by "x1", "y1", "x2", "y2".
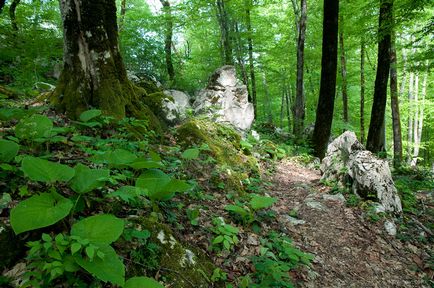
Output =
[{"x1": 53, "y1": 0, "x2": 144, "y2": 119}]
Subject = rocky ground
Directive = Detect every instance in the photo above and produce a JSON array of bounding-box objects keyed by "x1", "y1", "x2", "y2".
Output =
[{"x1": 270, "y1": 160, "x2": 433, "y2": 288}]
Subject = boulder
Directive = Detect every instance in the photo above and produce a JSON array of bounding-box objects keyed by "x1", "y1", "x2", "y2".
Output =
[
  {"x1": 193, "y1": 66, "x2": 254, "y2": 131},
  {"x1": 162, "y1": 90, "x2": 192, "y2": 123},
  {"x1": 321, "y1": 131, "x2": 402, "y2": 213}
]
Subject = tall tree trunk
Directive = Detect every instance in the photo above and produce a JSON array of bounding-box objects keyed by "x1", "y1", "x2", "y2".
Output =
[
  {"x1": 246, "y1": 0, "x2": 257, "y2": 118},
  {"x1": 389, "y1": 32, "x2": 403, "y2": 167},
  {"x1": 411, "y1": 72, "x2": 424, "y2": 167},
  {"x1": 119, "y1": 0, "x2": 126, "y2": 32},
  {"x1": 285, "y1": 84, "x2": 292, "y2": 133},
  {"x1": 366, "y1": 0, "x2": 393, "y2": 153},
  {"x1": 216, "y1": 0, "x2": 233, "y2": 65},
  {"x1": 53, "y1": 0, "x2": 149, "y2": 120},
  {"x1": 360, "y1": 39, "x2": 366, "y2": 143},
  {"x1": 407, "y1": 71, "x2": 414, "y2": 163},
  {"x1": 280, "y1": 86, "x2": 285, "y2": 128},
  {"x1": 160, "y1": 0, "x2": 175, "y2": 82},
  {"x1": 234, "y1": 22, "x2": 250, "y2": 97},
  {"x1": 312, "y1": 0, "x2": 339, "y2": 159},
  {"x1": 339, "y1": 15, "x2": 349, "y2": 123},
  {"x1": 9, "y1": 0, "x2": 20, "y2": 31},
  {"x1": 262, "y1": 71, "x2": 273, "y2": 124},
  {"x1": 0, "y1": 0, "x2": 6, "y2": 15},
  {"x1": 293, "y1": 0, "x2": 307, "y2": 136}
]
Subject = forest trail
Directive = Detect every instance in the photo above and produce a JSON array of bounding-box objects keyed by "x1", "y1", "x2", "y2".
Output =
[{"x1": 269, "y1": 160, "x2": 429, "y2": 288}]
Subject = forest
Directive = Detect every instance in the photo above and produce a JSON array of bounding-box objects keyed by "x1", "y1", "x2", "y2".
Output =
[{"x1": 0, "y1": 0, "x2": 433, "y2": 287}]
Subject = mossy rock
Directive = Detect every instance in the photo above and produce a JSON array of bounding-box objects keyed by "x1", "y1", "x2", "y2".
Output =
[
  {"x1": 176, "y1": 119, "x2": 259, "y2": 193},
  {"x1": 121, "y1": 216, "x2": 217, "y2": 288},
  {"x1": 135, "y1": 78, "x2": 162, "y2": 94},
  {"x1": 0, "y1": 222, "x2": 26, "y2": 270}
]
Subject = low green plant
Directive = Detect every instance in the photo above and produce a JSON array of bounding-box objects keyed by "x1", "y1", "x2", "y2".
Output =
[
  {"x1": 210, "y1": 268, "x2": 227, "y2": 282},
  {"x1": 249, "y1": 232, "x2": 313, "y2": 287},
  {"x1": 210, "y1": 218, "x2": 239, "y2": 251},
  {"x1": 186, "y1": 208, "x2": 200, "y2": 226},
  {"x1": 225, "y1": 194, "x2": 277, "y2": 226}
]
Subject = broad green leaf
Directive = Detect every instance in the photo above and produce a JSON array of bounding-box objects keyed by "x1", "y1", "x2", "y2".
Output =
[
  {"x1": 128, "y1": 159, "x2": 164, "y2": 170},
  {"x1": 91, "y1": 149, "x2": 137, "y2": 166},
  {"x1": 225, "y1": 205, "x2": 249, "y2": 217},
  {"x1": 10, "y1": 192, "x2": 73, "y2": 234},
  {"x1": 69, "y1": 163, "x2": 109, "y2": 194},
  {"x1": 181, "y1": 148, "x2": 200, "y2": 160},
  {"x1": 15, "y1": 114, "x2": 53, "y2": 140},
  {"x1": 164, "y1": 179, "x2": 192, "y2": 193},
  {"x1": 21, "y1": 156, "x2": 75, "y2": 183},
  {"x1": 79, "y1": 109, "x2": 102, "y2": 122},
  {"x1": 136, "y1": 169, "x2": 170, "y2": 194},
  {"x1": 125, "y1": 277, "x2": 164, "y2": 288},
  {"x1": 107, "y1": 186, "x2": 147, "y2": 203},
  {"x1": 213, "y1": 235, "x2": 224, "y2": 244},
  {"x1": 71, "y1": 214, "x2": 124, "y2": 245},
  {"x1": 71, "y1": 243, "x2": 82, "y2": 255},
  {"x1": 75, "y1": 245, "x2": 125, "y2": 286},
  {"x1": 0, "y1": 139, "x2": 19, "y2": 162},
  {"x1": 249, "y1": 195, "x2": 277, "y2": 211}
]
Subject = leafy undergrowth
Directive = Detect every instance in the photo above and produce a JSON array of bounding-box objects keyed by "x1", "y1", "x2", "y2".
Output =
[{"x1": 0, "y1": 105, "x2": 313, "y2": 287}]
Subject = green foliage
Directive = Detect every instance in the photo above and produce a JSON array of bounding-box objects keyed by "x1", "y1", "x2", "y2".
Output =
[
  {"x1": 15, "y1": 114, "x2": 53, "y2": 140},
  {"x1": 136, "y1": 169, "x2": 192, "y2": 201},
  {"x1": 210, "y1": 218, "x2": 239, "y2": 251},
  {"x1": 186, "y1": 208, "x2": 200, "y2": 226},
  {"x1": 69, "y1": 164, "x2": 109, "y2": 194},
  {"x1": 0, "y1": 139, "x2": 19, "y2": 162},
  {"x1": 125, "y1": 276, "x2": 164, "y2": 288},
  {"x1": 70, "y1": 214, "x2": 124, "y2": 245},
  {"x1": 21, "y1": 156, "x2": 75, "y2": 183},
  {"x1": 250, "y1": 195, "x2": 277, "y2": 211},
  {"x1": 91, "y1": 149, "x2": 138, "y2": 166},
  {"x1": 181, "y1": 148, "x2": 200, "y2": 160},
  {"x1": 225, "y1": 194, "x2": 277, "y2": 226},
  {"x1": 79, "y1": 109, "x2": 102, "y2": 123},
  {"x1": 10, "y1": 192, "x2": 73, "y2": 234}
]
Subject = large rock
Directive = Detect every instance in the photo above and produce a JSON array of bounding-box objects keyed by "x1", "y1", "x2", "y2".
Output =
[
  {"x1": 321, "y1": 131, "x2": 402, "y2": 213},
  {"x1": 193, "y1": 66, "x2": 254, "y2": 131},
  {"x1": 162, "y1": 90, "x2": 192, "y2": 123}
]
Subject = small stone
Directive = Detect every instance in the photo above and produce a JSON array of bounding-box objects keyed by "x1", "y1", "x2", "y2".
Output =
[
  {"x1": 384, "y1": 220, "x2": 397, "y2": 236},
  {"x1": 305, "y1": 200, "x2": 327, "y2": 211},
  {"x1": 285, "y1": 215, "x2": 306, "y2": 225},
  {"x1": 247, "y1": 234, "x2": 259, "y2": 246},
  {"x1": 372, "y1": 203, "x2": 386, "y2": 214},
  {"x1": 322, "y1": 193, "x2": 346, "y2": 204}
]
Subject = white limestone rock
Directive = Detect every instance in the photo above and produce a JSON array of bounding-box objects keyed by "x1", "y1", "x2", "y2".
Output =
[
  {"x1": 162, "y1": 90, "x2": 192, "y2": 123},
  {"x1": 321, "y1": 131, "x2": 402, "y2": 213},
  {"x1": 193, "y1": 66, "x2": 254, "y2": 131}
]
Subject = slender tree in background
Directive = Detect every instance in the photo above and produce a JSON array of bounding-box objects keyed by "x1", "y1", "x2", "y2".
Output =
[
  {"x1": 407, "y1": 71, "x2": 415, "y2": 162},
  {"x1": 9, "y1": 0, "x2": 20, "y2": 31},
  {"x1": 389, "y1": 31, "x2": 403, "y2": 167},
  {"x1": 339, "y1": 15, "x2": 348, "y2": 123},
  {"x1": 246, "y1": 0, "x2": 257, "y2": 118},
  {"x1": 262, "y1": 70, "x2": 273, "y2": 124},
  {"x1": 216, "y1": 0, "x2": 233, "y2": 65},
  {"x1": 119, "y1": 0, "x2": 127, "y2": 32},
  {"x1": 160, "y1": 0, "x2": 175, "y2": 82},
  {"x1": 366, "y1": 0, "x2": 393, "y2": 153},
  {"x1": 312, "y1": 0, "x2": 339, "y2": 159},
  {"x1": 234, "y1": 22, "x2": 250, "y2": 96},
  {"x1": 0, "y1": 0, "x2": 6, "y2": 14},
  {"x1": 293, "y1": 0, "x2": 307, "y2": 136},
  {"x1": 360, "y1": 39, "x2": 366, "y2": 143},
  {"x1": 53, "y1": 0, "x2": 152, "y2": 119}
]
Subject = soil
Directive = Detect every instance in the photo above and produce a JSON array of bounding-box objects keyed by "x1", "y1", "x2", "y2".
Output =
[{"x1": 270, "y1": 159, "x2": 433, "y2": 288}]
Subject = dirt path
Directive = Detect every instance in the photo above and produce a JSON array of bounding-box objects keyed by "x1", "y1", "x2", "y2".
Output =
[{"x1": 269, "y1": 160, "x2": 431, "y2": 288}]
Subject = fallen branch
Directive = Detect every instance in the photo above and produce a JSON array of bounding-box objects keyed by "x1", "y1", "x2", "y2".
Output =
[
  {"x1": 0, "y1": 84, "x2": 21, "y2": 99},
  {"x1": 410, "y1": 216, "x2": 433, "y2": 237}
]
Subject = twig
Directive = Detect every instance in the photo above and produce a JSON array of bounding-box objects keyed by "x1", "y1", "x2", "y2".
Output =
[{"x1": 410, "y1": 216, "x2": 433, "y2": 237}]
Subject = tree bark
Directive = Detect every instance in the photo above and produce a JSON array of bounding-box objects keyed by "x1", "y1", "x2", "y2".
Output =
[
  {"x1": 262, "y1": 71, "x2": 273, "y2": 124},
  {"x1": 53, "y1": 0, "x2": 151, "y2": 120},
  {"x1": 411, "y1": 66, "x2": 428, "y2": 166},
  {"x1": 293, "y1": 0, "x2": 307, "y2": 136},
  {"x1": 216, "y1": 0, "x2": 233, "y2": 65},
  {"x1": 119, "y1": 0, "x2": 126, "y2": 32},
  {"x1": 160, "y1": 0, "x2": 175, "y2": 82},
  {"x1": 9, "y1": 0, "x2": 20, "y2": 31},
  {"x1": 234, "y1": 22, "x2": 250, "y2": 97},
  {"x1": 360, "y1": 39, "x2": 366, "y2": 143},
  {"x1": 389, "y1": 32, "x2": 403, "y2": 167},
  {"x1": 366, "y1": 0, "x2": 393, "y2": 153},
  {"x1": 246, "y1": 0, "x2": 257, "y2": 118},
  {"x1": 407, "y1": 71, "x2": 414, "y2": 163},
  {"x1": 312, "y1": 0, "x2": 339, "y2": 159},
  {"x1": 0, "y1": 0, "x2": 6, "y2": 15},
  {"x1": 339, "y1": 15, "x2": 349, "y2": 123}
]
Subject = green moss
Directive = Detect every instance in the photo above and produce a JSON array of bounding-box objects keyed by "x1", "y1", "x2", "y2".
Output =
[
  {"x1": 123, "y1": 217, "x2": 216, "y2": 288},
  {"x1": 135, "y1": 79, "x2": 162, "y2": 94},
  {"x1": 177, "y1": 119, "x2": 259, "y2": 193}
]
